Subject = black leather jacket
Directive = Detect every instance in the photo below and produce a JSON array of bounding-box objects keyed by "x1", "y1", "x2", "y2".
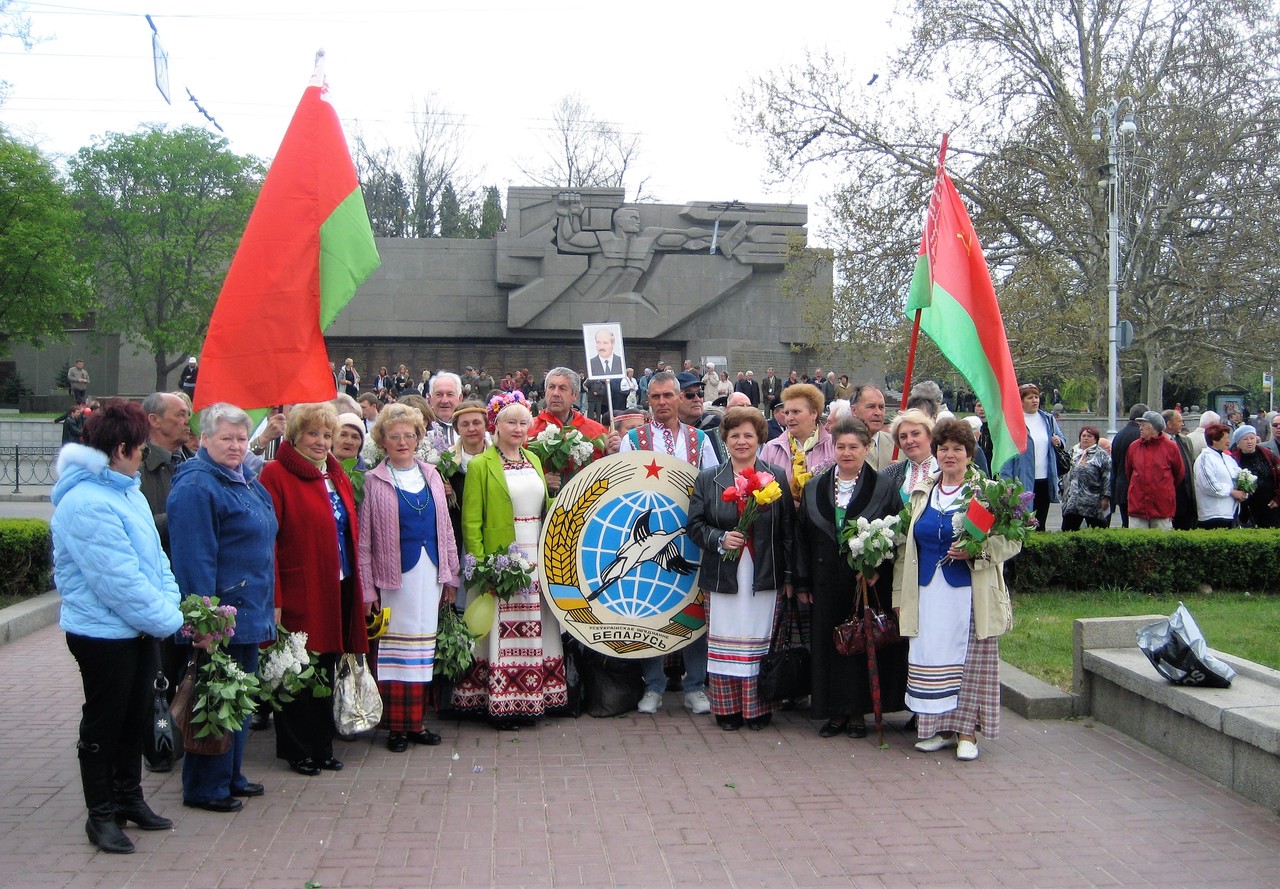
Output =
[{"x1": 687, "y1": 459, "x2": 793, "y2": 595}]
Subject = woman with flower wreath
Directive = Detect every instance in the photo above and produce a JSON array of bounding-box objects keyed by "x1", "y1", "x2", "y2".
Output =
[
  {"x1": 793, "y1": 416, "x2": 908, "y2": 739},
  {"x1": 893, "y1": 419, "x2": 1020, "y2": 762},
  {"x1": 259, "y1": 403, "x2": 368, "y2": 776},
  {"x1": 452, "y1": 392, "x2": 567, "y2": 728},
  {"x1": 167, "y1": 403, "x2": 277, "y2": 812},
  {"x1": 357, "y1": 403, "x2": 460, "y2": 752},
  {"x1": 688, "y1": 406, "x2": 795, "y2": 731}
]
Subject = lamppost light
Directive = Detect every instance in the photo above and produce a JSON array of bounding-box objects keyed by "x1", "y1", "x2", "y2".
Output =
[
  {"x1": 1119, "y1": 113, "x2": 1137, "y2": 135},
  {"x1": 1091, "y1": 124, "x2": 1102, "y2": 142}
]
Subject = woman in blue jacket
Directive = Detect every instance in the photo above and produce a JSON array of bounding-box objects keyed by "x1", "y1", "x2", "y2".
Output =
[
  {"x1": 168, "y1": 403, "x2": 278, "y2": 813},
  {"x1": 998, "y1": 384, "x2": 1064, "y2": 531},
  {"x1": 52, "y1": 400, "x2": 184, "y2": 854}
]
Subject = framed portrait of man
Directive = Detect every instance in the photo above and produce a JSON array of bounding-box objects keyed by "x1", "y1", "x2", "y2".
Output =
[{"x1": 584, "y1": 323, "x2": 626, "y2": 380}]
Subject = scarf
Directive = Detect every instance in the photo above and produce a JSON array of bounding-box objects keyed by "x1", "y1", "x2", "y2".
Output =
[{"x1": 788, "y1": 429, "x2": 819, "y2": 501}]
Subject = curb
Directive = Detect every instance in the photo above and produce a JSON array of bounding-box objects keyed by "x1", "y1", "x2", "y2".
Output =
[
  {"x1": 0, "y1": 494, "x2": 50, "y2": 503},
  {"x1": 0, "y1": 590, "x2": 60, "y2": 648},
  {"x1": 1000, "y1": 660, "x2": 1078, "y2": 719}
]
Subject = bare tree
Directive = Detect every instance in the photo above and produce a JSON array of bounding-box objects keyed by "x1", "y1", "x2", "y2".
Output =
[{"x1": 519, "y1": 95, "x2": 652, "y2": 201}]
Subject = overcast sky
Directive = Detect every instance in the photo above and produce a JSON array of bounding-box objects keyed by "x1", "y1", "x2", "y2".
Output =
[{"x1": 2, "y1": 1, "x2": 905, "y2": 244}]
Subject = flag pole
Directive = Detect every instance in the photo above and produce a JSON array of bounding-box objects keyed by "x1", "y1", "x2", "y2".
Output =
[{"x1": 894, "y1": 133, "x2": 949, "y2": 460}]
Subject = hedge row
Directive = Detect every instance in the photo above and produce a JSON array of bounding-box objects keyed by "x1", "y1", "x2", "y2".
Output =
[
  {"x1": 0, "y1": 519, "x2": 52, "y2": 598},
  {"x1": 1005, "y1": 528, "x2": 1280, "y2": 595}
]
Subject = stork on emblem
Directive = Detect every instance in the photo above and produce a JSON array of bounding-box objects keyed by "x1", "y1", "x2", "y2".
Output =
[{"x1": 585, "y1": 508, "x2": 697, "y2": 601}]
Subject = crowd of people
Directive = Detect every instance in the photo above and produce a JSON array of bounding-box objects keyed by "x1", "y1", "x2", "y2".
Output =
[{"x1": 47, "y1": 353, "x2": 1280, "y2": 854}]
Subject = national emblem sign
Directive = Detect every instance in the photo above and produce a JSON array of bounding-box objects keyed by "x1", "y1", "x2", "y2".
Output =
[{"x1": 539, "y1": 451, "x2": 706, "y2": 657}]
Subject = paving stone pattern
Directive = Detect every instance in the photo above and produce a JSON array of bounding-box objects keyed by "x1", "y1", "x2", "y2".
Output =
[{"x1": 1, "y1": 623, "x2": 1278, "y2": 889}]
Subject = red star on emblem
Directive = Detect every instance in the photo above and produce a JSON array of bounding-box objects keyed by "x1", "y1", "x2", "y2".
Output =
[{"x1": 644, "y1": 459, "x2": 662, "y2": 479}]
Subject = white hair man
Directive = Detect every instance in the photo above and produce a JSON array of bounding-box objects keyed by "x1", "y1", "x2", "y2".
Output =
[{"x1": 529, "y1": 367, "x2": 621, "y2": 495}]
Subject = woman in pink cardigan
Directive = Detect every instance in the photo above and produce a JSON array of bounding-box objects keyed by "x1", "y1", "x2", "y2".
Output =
[{"x1": 357, "y1": 403, "x2": 460, "y2": 752}]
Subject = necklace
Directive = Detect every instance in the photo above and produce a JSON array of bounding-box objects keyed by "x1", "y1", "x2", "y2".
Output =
[
  {"x1": 937, "y1": 479, "x2": 965, "y2": 496},
  {"x1": 390, "y1": 465, "x2": 430, "y2": 513},
  {"x1": 499, "y1": 449, "x2": 525, "y2": 466}
]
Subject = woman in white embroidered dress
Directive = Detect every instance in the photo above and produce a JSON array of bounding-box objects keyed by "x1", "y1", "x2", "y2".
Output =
[{"x1": 357, "y1": 404, "x2": 459, "y2": 752}]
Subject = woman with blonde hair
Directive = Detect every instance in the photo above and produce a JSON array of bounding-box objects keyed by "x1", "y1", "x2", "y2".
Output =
[
  {"x1": 883, "y1": 408, "x2": 938, "y2": 500},
  {"x1": 259, "y1": 403, "x2": 367, "y2": 775},
  {"x1": 761, "y1": 383, "x2": 833, "y2": 506},
  {"x1": 357, "y1": 403, "x2": 459, "y2": 751}
]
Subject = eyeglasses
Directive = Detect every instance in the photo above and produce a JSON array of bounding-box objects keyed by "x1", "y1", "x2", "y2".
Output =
[
  {"x1": 384, "y1": 433, "x2": 418, "y2": 443},
  {"x1": 682, "y1": 391, "x2": 704, "y2": 400}
]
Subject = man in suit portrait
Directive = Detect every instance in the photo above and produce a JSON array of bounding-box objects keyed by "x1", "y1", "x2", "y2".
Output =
[{"x1": 588, "y1": 327, "x2": 625, "y2": 377}]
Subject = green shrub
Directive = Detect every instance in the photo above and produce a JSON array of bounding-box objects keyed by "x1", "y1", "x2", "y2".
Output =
[
  {"x1": 1005, "y1": 528, "x2": 1280, "y2": 595},
  {"x1": 0, "y1": 519, "x2": 53, "y2": 598}
]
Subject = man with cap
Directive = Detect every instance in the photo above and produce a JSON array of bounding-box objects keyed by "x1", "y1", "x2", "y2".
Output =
[
  {"x1": 1124, "y1": 410, "x2": 1184, "y2": 530},
  {"x1": 619, "y1": 370, "x2": 718, "y2": 716},
  {"x1": 179, "y1": 357, "x2": 198, "y2": 400},
  {"x1": 676, "y1": 371, "x2": 727, "y2": 463}
]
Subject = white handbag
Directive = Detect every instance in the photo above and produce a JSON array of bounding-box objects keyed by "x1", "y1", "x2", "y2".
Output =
[{"x1": 332, "y1": 653, "x2": 383, "y2": 735}]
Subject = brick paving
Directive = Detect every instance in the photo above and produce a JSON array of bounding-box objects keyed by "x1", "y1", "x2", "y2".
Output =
[{"x1": 1, "y1": 622, "x2": 1278, "y2": 889}]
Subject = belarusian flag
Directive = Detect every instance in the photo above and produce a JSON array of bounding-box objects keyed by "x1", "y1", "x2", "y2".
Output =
[
  {"x1": 962, "y1": 497, "x2": 996, "y2": 541},
  {"x1": 193, "y1": 58, "x2": 379, "y2": 412},
  {"x1": 906, "y1": 136, "x2": 1026, "y2": 471}
]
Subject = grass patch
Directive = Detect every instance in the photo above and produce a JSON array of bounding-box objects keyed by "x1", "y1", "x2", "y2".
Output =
[
  {"x1": 1002, "y1": 588, "x2": 1280, "y2": 691},
  {"x1": 0, "y1": 593, "x2": 34, "y2": 610}
]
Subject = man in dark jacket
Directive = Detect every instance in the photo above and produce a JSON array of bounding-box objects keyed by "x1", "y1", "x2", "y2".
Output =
[
  {"x1": 1110, "y1": 403, "x2": 1148, "y2": 527},
  {"x1": 1163, "y1": 408, "x2": 1197, "y2": 530},
  {"x1": 735, "y1": 370, "x2": 761, "y2": 408},
  {"x1": 1125, "y1": 410, "x2": 1184, "y2": 530}
]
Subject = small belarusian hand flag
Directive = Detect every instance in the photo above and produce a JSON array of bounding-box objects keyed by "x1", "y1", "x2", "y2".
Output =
[{"x1": 963, "y1": 498, "x2": 996, "y2": 541}]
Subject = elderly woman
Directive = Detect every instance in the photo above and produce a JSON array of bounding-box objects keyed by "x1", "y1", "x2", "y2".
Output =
[
  {"x1": 452, "y1": 393, "x2": 566, "y2": 728},
  {"x1": 999, "y1": 383, "x2": 1063, "y2": 531},
  {"x1": 1060, "y1": 425, "x2": 1112, "y2": 531},
  {"x1": 1193, "y1": 423, "x2": 1243, "y2": 529},
  {"x1": 167, "y1": 403, "x2": 277, "y2": 812},
  {"x1": 794, "y1": 416, "x2": 907, "y2": 738},
  {"x1": 761, "y1": 383, "x2": 834, "y2": 505},
  {"x1": 259, "y1": 403, "x2": 368, "y2": 776},
  {"x1": 1229, "y1": 425, "x2": 1280, "y2": 528},
  {"x1": 894, "y1": 419, "x2": 1019, "y2": 762},
  {"x1": 883, "y1": 408, "x2": 938, "y2": 500},
  {"x1": 687, "y1": 407, "x2": 793, "y2": 731},
  {"x1": 357, "y1": 404, "x2": 460, "y2": 751},
  {"x1": 333, "y1": 412, "x2": 367, "y2": 468},
  {"x1": 52, "y1": 399, "x2": 183, "y2": 853}
]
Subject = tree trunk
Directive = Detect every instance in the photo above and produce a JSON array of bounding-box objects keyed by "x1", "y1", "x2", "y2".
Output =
[
  {"x1": 154, "y1": 351, "x2": 170, "y2": 393},
  {"x1": 1144, "y1": 347, "x2": 1166, "y2": 411},
  {"x1": 1091, "y1": 356, "x2": 1110, "y2": 421}
]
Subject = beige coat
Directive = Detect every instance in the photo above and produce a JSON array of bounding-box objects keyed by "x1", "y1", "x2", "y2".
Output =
[{"x1": 891, "y1": 474, "x2": 1020, "y2": 640}]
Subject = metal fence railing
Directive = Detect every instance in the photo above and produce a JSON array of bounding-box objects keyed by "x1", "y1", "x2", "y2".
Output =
[{"x1": 0, "y1": 445, "x2": 59, "y2": 492}]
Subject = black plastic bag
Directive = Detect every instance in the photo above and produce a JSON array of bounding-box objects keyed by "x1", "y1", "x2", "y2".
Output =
[
  {"x1": 547, "y1": 634, "x2": 583, "y2": 718},
  {"x1": 578, "y1": 647, "x2": 644, "y2": 718},
  {"x1": 1137, "y1": 603, "x2": 1236, "y2": 688}
]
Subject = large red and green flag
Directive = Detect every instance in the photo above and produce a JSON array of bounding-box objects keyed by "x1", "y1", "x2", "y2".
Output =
[
  {"x1": 906, "y1": 136, "x2": 1026, "y2": 471},
  {"x1": 193, "y1": 63, "x2": 379, "y2": 412}
]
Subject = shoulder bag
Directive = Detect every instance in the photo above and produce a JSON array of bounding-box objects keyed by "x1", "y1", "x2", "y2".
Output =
[{"x1": 758, "y1": 597, "x2": 811, "y2": 703}]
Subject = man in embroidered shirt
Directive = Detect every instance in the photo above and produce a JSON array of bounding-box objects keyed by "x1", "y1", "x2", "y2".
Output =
[
  {"x1": 529, "y1": 367, "x2": 620, "y2": 495},
  {"x1": 619, "y1": 370, "x2": 718, "y2": 716}
]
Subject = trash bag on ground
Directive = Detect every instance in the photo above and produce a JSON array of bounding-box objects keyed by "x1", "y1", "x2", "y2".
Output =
[
  {"x1": 1136, "y1": 602, "x2": 1236, "y2": 688},
  {"x1": 578, "y1": 646, "x2": 644, "y2": 718}
]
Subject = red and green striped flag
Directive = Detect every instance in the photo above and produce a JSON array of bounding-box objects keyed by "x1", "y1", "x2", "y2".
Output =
[
  {"x1": 193, "y1": 62, "x2": 379, "y2": 412},
  {"x1": 906, "y1": 136, "x2": 1026, "y2": 471}
]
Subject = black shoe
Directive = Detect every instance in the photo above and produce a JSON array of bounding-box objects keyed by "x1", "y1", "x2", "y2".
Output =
[
  {"x1": 114, "y1": 802, "x2": 172, "y2": 830},
  {"x1": 904, "y1": 713, "x2": 918, "y2": 731},
  {"x1": 847, "y1": 722, "x2": 867, "y2": 739},
  {"x1": 86, "y1": 816, "x2": 134, "y2": 853},
  {"x1": 819, "y1": 719, "x2": 849, "y2": 738},
  {"x1": 715, "y1": 714, "x2": 744, "y2": 731},
  {"x1": 317, "y1": 758, "x2": 344, "y2": 771},
  {"x1": 230, "y1": 783, "x2": 264, "y2": 798},
  {"x1": 746, "y1": 714, "x2": 772, "y2": 731},
  {"x1": 408, "y1": 730, "x2": 442, "y2": 746},
  {"x1": 387, "y1": 732, "x2": 409, "y2": 752},
  {"x1": 493, "y1": 719, "x2": 520, "y2": 731},
  {"x1": 142, "y1": 758, "x2": 173, "y2": 774},
  {"x1": 182, "y1": 797, "x2": 243, "y2": 813},
  {"x1": 250, "y1": 711, "x2": 272, "y2": 731},
  {"x1": 288, "y1": 758, "x2": 320, "y2": 776}
]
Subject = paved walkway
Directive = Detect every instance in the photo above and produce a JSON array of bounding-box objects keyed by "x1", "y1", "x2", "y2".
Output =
[{"x1": 1, "y1": 624, "x2": 1278, "y2": 888}]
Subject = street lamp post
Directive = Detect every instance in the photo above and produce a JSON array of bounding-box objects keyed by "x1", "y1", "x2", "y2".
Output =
[{"x1": 1092, "y1": 98, "x2": 1137, "y2": 436}]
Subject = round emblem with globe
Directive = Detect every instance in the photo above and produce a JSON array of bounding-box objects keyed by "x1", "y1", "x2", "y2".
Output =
[{"x1": 539, "y1": 451, "x2": 706, "y2": 657}]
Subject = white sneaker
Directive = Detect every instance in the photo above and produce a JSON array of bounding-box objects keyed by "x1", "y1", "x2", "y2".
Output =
[
  {"x1": 684, "y1": 690, "x2": 711, "y2": 714},
  {"x1": 956, "y1": 739, "x2": 979, "y2": 761},
  {"x1": 637, "y1": 691, "x2": 663, "y2": 714},
  {"x1": 914, "y1": 733, "x2": 959, "y2": 753}
]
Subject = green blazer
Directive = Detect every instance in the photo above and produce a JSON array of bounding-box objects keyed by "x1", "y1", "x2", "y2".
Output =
[{"x1": 461, "y1": 446, "x2": 547, "y2": 559}]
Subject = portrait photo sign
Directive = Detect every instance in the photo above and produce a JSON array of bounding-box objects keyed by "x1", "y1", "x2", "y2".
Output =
[
  {"x1": 583, "y1": 322, "x2": 626, "y2": 380},
  {"x1": 539, "y1": 451, "x2": 706, "y2": 658}
]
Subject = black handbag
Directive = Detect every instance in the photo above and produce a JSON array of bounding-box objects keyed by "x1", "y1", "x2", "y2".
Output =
[
  {"x1": 758, "y1": 598, "x2": 811, "y2": 704},
  {"x1": 142, "y1": 670, "x2": 177, "y2": 770},
  {"x1": 1052, "y1": 438, "x2": 1072, "y2": 475}
]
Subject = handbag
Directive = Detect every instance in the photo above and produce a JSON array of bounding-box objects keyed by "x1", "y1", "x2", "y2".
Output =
[
  {"x1": 1052, "y1": 437, "x2": 1072, "y2": 476},
  {"x1": 333, "y1": 653, "x2": 383, "y2": 736},
  {"x1": 141, "y1": 670, "x2": 177, "y2": 770},
  {"x1": 171, "y1": 654, "x2": 232, "y2": 756},
  {"x1": 833, "y1": 578, "x2": 901, "y2": 656},
  {"x1": 758, "y1": 598, "x2": 811, "y2": 704}
]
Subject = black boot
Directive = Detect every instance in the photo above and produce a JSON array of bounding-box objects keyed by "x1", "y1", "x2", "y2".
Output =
[
  {"x1": 114, "y1": 786, "x2": 172, "y2": 831},
  {"x1": 79, "y1": 748, "x2": 134, "y2": 854}
]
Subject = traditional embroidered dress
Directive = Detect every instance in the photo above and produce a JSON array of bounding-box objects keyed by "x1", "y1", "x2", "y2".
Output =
[
  {"x1": 452, "y1": 457, "x2": 567, "y2": 718},
  {"x1": 906, "y1": 485, "x2": 1000, "y2": 739},
  {"x1": 706, "y1": 550, "x2": 779, "y2": 720},
  {"x1": 377, "y1": 466, "x2": 443, "y2": 731}
]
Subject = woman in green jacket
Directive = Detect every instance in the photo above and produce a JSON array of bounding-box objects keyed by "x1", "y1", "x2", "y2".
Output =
[{"x1": 451, "y1": 392, "x2": 566, "y2": 728}]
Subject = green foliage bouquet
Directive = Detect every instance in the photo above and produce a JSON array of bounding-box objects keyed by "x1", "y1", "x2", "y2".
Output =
[
  {"x1": 178, "y1": 595, "x2": 261, "y2": 738},
  {"x1": 258, "y1": 625, "x2": 331, "y2": 710}
]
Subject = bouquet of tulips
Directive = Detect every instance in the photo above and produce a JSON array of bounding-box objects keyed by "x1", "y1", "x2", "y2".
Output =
[{"x1": 720, "y1": 466, "x2": 784, "y2": 561}]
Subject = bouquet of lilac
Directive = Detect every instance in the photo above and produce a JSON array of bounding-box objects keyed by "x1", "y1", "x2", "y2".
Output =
[
  {"x1": 462, "y1": 542, "x2": 535, "y2": 601},
  {"x1": 944, "y1": 470, "x2": 1038, "y2": 563},
  {"x1": 418, "y1": 429, "x2": 461, "y2": 481}
]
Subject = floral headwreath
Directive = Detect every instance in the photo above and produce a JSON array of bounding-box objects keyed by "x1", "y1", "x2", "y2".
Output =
[{"x1": 486, "y1": 390, "x2": 528, "y2": 432}]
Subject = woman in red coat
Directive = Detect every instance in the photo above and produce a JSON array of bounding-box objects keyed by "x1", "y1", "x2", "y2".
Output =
[{"x1": 259, "y1": 403, "x2": 368, "y2": 776}]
